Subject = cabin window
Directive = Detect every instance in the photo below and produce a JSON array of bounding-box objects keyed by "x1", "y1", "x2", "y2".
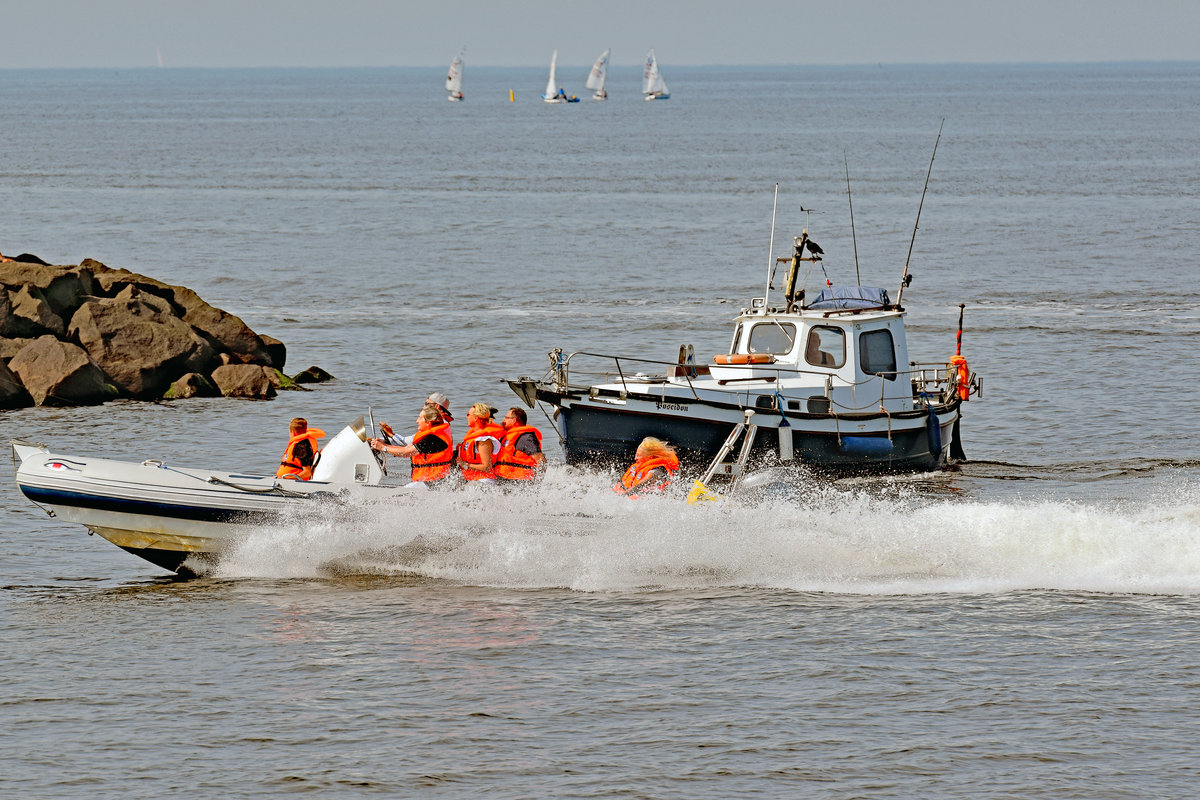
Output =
[
  {"x1": 748, "y1": 322, "x2": 796, "y2": 355},
  {"x1": 860, "y1": 329, "x2": 897, "y2": 380},
  {"x1": 804, "y1": 326, "x2": 845, "y2": 368},
  {"x1": 729, "y1": 324, "x2": 744, "y2": 354}
]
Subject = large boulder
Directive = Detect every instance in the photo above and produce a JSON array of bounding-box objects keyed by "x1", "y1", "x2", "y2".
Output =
[
  {"x1": 8, "y1": 336, "x2": 118, "y2": 406},
  {"x1": 211, "y1": 364, "x2": 277, "y2": 399},
  {"x1": 169, "y1": 284, "x2": 275, "y2": 366},
  {"x1": 86, "y1": 264, "x2": 274, "y2": 366},
  {"x1": 3, "y1": 284, "x2": 65, "y2": 338},
  {"x1": 68, "y1": 285, "x2": 215, "y2": 397},
  {"x1": 0, "y1": 360, "x2": 31, "y2": 408},
  {"x1": 0, "y1": 261, "x2": 94, "y2": 318}
]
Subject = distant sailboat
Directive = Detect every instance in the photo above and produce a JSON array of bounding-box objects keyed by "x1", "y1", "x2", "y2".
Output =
[
  {"x1": 541, "y1": 50, "x2": 579, "y2": 104},
  {"x1": 446, "y1": 46, "x2": 465, "y2": 101},
  {"x1": 643, "y1": 49, "x2": 670, "y2": 101},
  {"x1": 586, "y1": 48, "x2": 610, "y2": 101},
  {"x1": 156, "y1": 47, "x2": 164, "y2": 68}
]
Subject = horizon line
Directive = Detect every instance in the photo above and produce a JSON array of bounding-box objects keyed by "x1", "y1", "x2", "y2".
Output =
[{"x1": 2, "y1": 58, "x2": 1198, "y2": 72}]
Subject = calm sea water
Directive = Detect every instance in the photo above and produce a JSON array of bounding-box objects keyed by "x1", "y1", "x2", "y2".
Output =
[{"x1": 3, "y1": 63, "x2": 1200, "y2": 798}]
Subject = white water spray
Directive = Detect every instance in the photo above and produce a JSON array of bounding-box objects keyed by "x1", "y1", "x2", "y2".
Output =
[{"x1": 210, "y1": 469, "x2": 1200, "y2": 595}]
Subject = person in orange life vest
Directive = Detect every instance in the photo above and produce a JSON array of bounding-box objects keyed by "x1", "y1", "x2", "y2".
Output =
[
  {"x1": 378, "y1": 391, "x2": 453, "y2": 445},
  {"x1": 495, "y1": 406, "x2": 545, "y2": 482},
  {"x1": 277, "y1": 417, "x2": 325, "y2": 480},
  {"x1": 369, "y1": 406, "x2": 455, "y2": 484},
  {"x1": 458, "y1": 402, "x2": 505, "y2": 482},
  {"x1": 614, "y1": 437, "x2": 680, "y2": 496}
]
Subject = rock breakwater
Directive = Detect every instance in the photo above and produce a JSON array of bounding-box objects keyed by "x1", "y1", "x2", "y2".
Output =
[{"x1": 0, "y1": 258, "x2": 331, "y2": 408}]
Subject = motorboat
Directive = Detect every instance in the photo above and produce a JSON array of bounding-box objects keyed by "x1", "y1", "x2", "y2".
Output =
[
  {"x1": 12, "y1": 417, "x2": 420, "y2": 575},
  {"x1": 508, "y1": 190, "x2": 980, "y2": 474}
]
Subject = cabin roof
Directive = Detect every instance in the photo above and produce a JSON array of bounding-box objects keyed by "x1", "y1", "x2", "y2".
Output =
[
  {"x1": 805, "y1": 286, "x2": 891, "y2": 310},
  {"x1": 733, "y1": 306, "x2": 902, "y2": 326}
]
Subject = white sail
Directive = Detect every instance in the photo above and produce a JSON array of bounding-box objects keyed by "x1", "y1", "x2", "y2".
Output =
[
  {"x1": 643, "y1": 49, "x2": 669, "y2": 99},
  {"x1": 446, "y1": 46, "x2": 465, "y2": 99},
  {"x1": 586, "y1": 48, "x2": 610, "y2": 92},
  {"x1": 543, "y1": 50, "x2": 559, "y2": 100}
]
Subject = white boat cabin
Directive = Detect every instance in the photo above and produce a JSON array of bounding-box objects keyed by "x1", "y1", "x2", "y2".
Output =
[{"x1": 672, "y1": 287, "x2": 917, "y2": 416}]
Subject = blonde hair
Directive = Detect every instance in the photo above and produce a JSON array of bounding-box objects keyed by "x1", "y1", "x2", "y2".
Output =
[
  {"x1": 468, "y1": 402, "x2": 493, "y2": 421},
  {"x1": 636, "y1": 437, "x2": 676, "y2": 459},
  {"x1": 417, "y1": 406, "x2": 441, "y2": 423}
]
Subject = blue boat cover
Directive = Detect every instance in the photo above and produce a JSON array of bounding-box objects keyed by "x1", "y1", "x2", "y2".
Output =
[{"x1": 806, "y1": 286, "x2": 890, "y2": 310}]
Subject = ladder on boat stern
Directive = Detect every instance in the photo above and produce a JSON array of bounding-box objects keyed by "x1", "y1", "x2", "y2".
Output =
[{"x1": 687, "y1": 410, "x2": 758, "y2": 503}]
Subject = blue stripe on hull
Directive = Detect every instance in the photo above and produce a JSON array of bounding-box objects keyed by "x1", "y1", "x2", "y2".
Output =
[{"x1": 20, "y1": 485, "x2": 287, "y2": 525}]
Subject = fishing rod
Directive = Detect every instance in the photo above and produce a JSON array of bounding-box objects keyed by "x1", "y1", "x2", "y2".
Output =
[
  {"x1": 844, "y1": 152, "x2": 861, "y2": 285},
  {"x1": 896, "y1": 118, "x2": 944, "y2": 307},
  {"x1": 764, "y1": 183, "x2": 780, "y2": 297}
]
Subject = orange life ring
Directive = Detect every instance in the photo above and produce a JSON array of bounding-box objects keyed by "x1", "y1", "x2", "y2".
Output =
[{"x1": 713, "y1": 353, "x2": 775, "y2": 365}]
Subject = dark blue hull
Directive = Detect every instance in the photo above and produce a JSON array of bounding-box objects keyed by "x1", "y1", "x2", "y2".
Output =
[{"x1": 553, "y1": 398, "x2": 955, "y2": 474}]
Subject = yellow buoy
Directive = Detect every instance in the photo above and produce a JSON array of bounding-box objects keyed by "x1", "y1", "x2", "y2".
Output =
[{"x1": 509, "y1": 89, "x2": 515, "y2": 102}]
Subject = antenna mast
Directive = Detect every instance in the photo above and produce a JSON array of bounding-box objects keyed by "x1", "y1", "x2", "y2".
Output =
[
  {"x1": 764, "y1": 183, "x2": 780, "y2": 302},
  {"x1": 897, "y1": 118, "x2": 944, "y2": 307},
  {"x1": 844, "y1": 151, "x2": 860, "y2": 285}
]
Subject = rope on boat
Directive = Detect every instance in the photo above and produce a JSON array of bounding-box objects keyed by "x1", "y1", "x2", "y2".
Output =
[
  {"x1": 206, "y1": 475, "x2": 310, "y2": 497},
  {"x1": 138, "y1": 460, "x2": 308, "y2": 497}
]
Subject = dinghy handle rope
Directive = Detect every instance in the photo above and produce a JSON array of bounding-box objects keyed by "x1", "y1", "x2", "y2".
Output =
[
  {"x1": 205, "y1": 475, "x2": 310, "y2": 497},
  {"x1": 136, "y1": 460, "x2": 304, "y2": 496},
  {"x1": 136, "y1": 459, "x2": 309, "y2": 497}
]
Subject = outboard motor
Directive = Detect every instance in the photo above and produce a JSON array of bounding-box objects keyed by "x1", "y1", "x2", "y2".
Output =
[{"x1": 311, "y1": 416, "x2": 384, "y2": 484}]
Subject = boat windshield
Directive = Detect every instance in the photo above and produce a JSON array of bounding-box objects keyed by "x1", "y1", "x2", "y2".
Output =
[{"x1": 748, "y1": 322, "x2": 796, "y2": 355}]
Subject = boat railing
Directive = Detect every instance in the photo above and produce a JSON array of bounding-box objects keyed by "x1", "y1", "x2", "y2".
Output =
[
  {"x1": 547, "y1": 350, "x2": 708, "y2": 401},
  {"x1": 545, "y1": 350, "x2": 961, "y2": 409},
  {"x1": 909, "y1": 362, "x2": 958, "y2": 404}
]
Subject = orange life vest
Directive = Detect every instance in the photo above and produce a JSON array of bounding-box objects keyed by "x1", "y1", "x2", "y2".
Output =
[
  {"x1": 276, "y1": 428, "x2": 326, "y2": 479},
  {"x1": 458, "y1": 422, "x2": 505, "y2": 480},
  {"x1": 411, "y1": 423, "x2": 454, "y2": 482},
  {"x1": 495, "y1": 425, "x2": 543, "y2": 481},
  {"x1": 615, "y1": 454, "x2": 680, "y2": 496}
]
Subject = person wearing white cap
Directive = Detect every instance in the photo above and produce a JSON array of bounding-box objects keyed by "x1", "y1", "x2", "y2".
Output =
[
  {"x1": 379, "y1": 391, "x2": 453, "y2": 446},
  {"x1": 424, "y1": 392, "x2": 453, "y2": 424}
]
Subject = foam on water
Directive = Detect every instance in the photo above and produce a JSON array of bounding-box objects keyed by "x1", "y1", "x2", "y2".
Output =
[{"x1": 209, "y1": 468, "x2": 1200, "y2": 595}]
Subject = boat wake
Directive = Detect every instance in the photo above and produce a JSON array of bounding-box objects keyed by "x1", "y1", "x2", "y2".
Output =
[{"x1": 205, "y1": 468, "x2": 1200, "y2": 595}]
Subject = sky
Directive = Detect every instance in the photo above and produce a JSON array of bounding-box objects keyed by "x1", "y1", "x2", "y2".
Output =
[{"x1": 2, "y1": 0, "x2": 1198, "y2": 68}]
